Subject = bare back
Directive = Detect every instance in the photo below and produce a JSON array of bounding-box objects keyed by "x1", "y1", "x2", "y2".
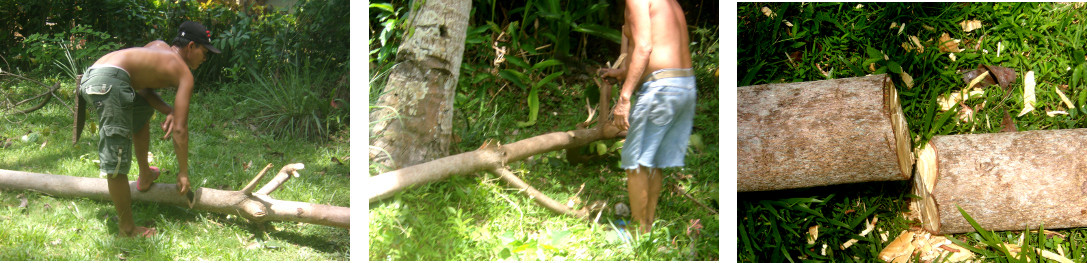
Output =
[
  {"x1": 641, "y1": 0, "x2": 692, "y2": 77},
  {"x1": 92, "y1": 47, "x2": 191, "y2": 91}
]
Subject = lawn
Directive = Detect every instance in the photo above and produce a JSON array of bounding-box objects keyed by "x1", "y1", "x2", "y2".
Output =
[
  {"x1": 0, "y1": 76, "x2": 350, "y2": 260},
  {"x1": 740, "y1": 2, "x2": 1087, "y2": 262}
]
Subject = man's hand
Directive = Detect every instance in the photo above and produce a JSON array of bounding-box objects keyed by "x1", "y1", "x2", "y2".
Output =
[
  {"x1": 161, "y1": 113, "x2": 175, "y2": 140},
  {"x1": 612, "y1": 97, "x2": 631, "y2": 131},
  {"x1": 598, "y1": 67, "x2": 626, "y2": 84},
  {"x1": 177, "y1": 171, "x2": 190, "y2": 195}
]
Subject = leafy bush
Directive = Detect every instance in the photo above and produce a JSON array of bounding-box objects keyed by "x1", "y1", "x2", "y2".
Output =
[{"x1": 20, "y1": 25, "x2": 122, "y2": 74}]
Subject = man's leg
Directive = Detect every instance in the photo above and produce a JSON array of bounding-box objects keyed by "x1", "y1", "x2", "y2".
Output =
[
  {"x1": 627, "y1": 166, "x2": 650, "y2": 233},
  {"x1": 106, "y1": 174, "x2": 135, "y2": 237},
  {"x1": 644, "y1": 168, "x2": 664, "y2": 233},
  {"x1": 133, "y1": 123, "x2": 154, "y2": 189}
]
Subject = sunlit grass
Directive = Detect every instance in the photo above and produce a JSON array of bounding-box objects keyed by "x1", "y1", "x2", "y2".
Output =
[{"x1": 0, "y1": 76, "x2": 348, "y2": 260}]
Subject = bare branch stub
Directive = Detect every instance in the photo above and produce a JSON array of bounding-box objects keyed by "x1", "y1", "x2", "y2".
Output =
[
  {"x1": 242, "y1": 163, "x2": 275, "y2": 195},
  {"x1": 255, "y1": 163, "x2": 305, "y2": 196}
]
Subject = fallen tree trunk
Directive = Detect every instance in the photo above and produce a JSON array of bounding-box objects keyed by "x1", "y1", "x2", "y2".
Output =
[
  {"x1": 368, "y1": 76, "x2": 625, "y2": 219},
  {"x1": 368, "y1": 124, "x2": 623, "y2": 202},
  {"x1": 0, "y1": 164, "x2": 349, "y2": 229},
  {"x1": 737, "y1": 74, "x2": 913, "y2": 192},
  {"x1": 914, "y1": 129, "x2": 1087, "y2": 234}
]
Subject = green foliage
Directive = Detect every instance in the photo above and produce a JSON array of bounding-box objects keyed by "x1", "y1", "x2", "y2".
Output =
[
  {"x1": 20, "y1": 25, "x2": 121, "y2": 74},
  {"x1": 368, "y1": 0, "x2": 410, "y2": 104}
]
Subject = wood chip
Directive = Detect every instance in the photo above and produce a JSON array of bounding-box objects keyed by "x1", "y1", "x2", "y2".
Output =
[
  {"x1": 1019, "y1": 71, "x2": 1036, "y2": 117},
  {"x1": 960, "y1": 20, "x2": 983, "y2": 32},
  {"x1": 1056, "y1": 86, "x2": 1076, "y2": 109},
  {"x1": 1047, "y1": 111, "x2": 1069, "y2": 117},
  {"x1": 909, "y1": 36, "x2": 924, "y2": 53},
  {"x1": 808, "y1": 225, "x2": 819, "y2": 245},
  {"x1": 939, "y1": 32, "x2": 962, "y2": 52},
  {"x1": 900, "y1": 72, "x2": 914, "y2": 89},
  {"x1": 761, "y1": 6, "x2": 776, "y2": 18},
  {"x1": 879, "y1": 230, "x2": 915, "y2": 262}
]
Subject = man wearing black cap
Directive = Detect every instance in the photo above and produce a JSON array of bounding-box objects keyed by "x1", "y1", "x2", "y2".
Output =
[{"x1": 75, "y1": 21, "x2": 220, "y2": 237}]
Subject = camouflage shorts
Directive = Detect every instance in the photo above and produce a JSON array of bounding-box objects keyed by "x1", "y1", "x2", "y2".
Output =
[{"x1": 79, "y1": 65, "x2": 153, "y2": 176}]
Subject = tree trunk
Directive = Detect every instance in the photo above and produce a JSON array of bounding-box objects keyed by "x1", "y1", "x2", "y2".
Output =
[
  {"x1": 737, "y1": 74, "x2": 913, "y2": 192},
  {"x1": 913, "y1": 129, "x2": 1087, "y2": 234},
  {"x1": 0, "y1": 164, "x2": 349, "y2": 229},
  {"x1": 369, "y1": 0, "x2": 471, "y2": 170}
]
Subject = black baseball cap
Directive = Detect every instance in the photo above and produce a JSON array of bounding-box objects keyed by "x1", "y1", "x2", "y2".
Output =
[{"x1": 177, "y1": 21, "x2": 221, "y2": 54}]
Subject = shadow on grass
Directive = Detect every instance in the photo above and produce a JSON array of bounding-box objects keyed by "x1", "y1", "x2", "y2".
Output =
[{"x1": 270, "y1": 227, "x2": 349, "y2": 254}]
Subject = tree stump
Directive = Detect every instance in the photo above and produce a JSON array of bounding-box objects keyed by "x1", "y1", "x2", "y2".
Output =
[
  {"x1": 914, "y1": 129, "x2": 1087, "y2": 234},
  {"x1": 737, "y1": 74, "x2": 913, "y2": 192}
]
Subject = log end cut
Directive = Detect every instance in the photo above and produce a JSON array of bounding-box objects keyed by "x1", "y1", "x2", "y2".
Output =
[
  {"x1": 913, "y1": 142, "x2": 941, "y2": 233},
  {"x1": 884, "y1": 76, "x2": 915, "y2": 180}
]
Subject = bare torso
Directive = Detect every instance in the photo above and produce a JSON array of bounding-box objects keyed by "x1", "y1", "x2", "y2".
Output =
[
  {"x1": 91, "y1": 47, "x2": 188, "y2": 91},
  {"x1": 637, "y1": 0, "x2": 692, "y2": 79}
]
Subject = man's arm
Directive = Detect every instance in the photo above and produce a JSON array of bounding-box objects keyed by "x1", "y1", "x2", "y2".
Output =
[
  {"x1": 611, "y1": 0, "x2": 653, "y2": 131},
  {"x1": 137, "y1": 89, "x2": 173, "y2": 115},
  {"x1": 620, "y1": 0, "x2": 653, "y2": 102},
  {"x1": 599, "y1": 24, "x2": 631, "y2": 80},
  {"x1": 169, "y1": 70, "x2": 194, "y2": 195}
]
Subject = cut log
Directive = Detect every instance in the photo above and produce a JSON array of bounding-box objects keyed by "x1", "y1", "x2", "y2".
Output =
[
  {"x1": 914, "y1": 129, "x2": 1087, "y2": 234},
  {"x1": 0, "y1": 166, "x2": 348, "y2": 229},
  {"x1": 737, "y1": 74, "x2": 913, "y2": 192}
]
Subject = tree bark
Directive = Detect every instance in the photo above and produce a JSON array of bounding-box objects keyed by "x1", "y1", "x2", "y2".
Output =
[
  {"x1": 369, "y1": 0, "x2": 471, "y2": 170},
  {"x1": 913, "y1": 129, "x2": 1087, "y2": 234},
  {"x1": 368, "y1": 123, "x2": 623, "y2": 203},
  {"x1": 0, "y1": 165, "x2": 349, "y2": 229},
  {"x1": 737, "y1": 74, "x2": 913, "y2": 192}
]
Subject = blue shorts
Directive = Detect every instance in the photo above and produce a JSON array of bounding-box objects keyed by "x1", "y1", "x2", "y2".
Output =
[{"x1": 621, "y1": 69, "x2": 697, "y2": 170}]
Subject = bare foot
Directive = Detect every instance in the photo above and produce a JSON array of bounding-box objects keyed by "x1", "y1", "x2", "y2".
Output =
[
  {"x1": 136, "y1": 166, "x2": 161, "y2": 192},
  {"x1": 120, "y1": 226, "x2": 157, "y2": 238}
]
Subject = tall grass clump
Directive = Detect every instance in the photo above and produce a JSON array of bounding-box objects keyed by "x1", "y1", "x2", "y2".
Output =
[{"x1": 240, "y1": 63, "x2": 346, "y2": 141}]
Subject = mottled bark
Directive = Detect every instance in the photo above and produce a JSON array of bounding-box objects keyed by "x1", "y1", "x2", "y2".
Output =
[
  {"x1": 370, "y1": 0, "x2": 471, "y2": 170},
  {"x1": 914, "y1": 129, "x2": 1087, "y2": 234},
  {"x1": 737, "y1": 74, "x2": 913, "y2": 192}
]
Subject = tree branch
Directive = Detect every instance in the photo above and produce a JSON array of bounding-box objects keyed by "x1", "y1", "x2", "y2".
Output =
[
  {"x1": 490, "y1": 167, "x2": 589, "y2": 219},
  {"x1": 0, "y1": 167, "x2": 348, "y2": 229}
]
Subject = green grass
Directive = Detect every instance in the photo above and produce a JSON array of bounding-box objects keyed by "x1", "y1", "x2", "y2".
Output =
[
  {"x1": 740, "y1": 2, "x2": 1087, "y2": 262},
  {"x1": 0, "y1": 75, "x2": 349, "y2": 260}
]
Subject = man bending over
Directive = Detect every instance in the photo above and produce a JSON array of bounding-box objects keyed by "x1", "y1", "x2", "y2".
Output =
[{"x1": 76, "y1": 21, "x2": 219, "y2": 237}]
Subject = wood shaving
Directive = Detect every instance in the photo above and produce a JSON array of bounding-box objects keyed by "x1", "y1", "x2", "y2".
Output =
[
  {"x1": 879, "y1": 229, "x2": 975, "y2": 262},
  {"x1": 960, "y1": 20, "x2": 983, "y2": 32},
  {"x1": 761, "y1": 6, "x2": 776, "y2": 18},
  {"x1": 939, "y1": 32, "x2": 962, "y2": 52},
  {"x1": 1019, "y1": 71, "x2": 1036, "y2": 117},
  {"x1": 808, "y1": 225, "x2": 820, "y2": 245},
  {"x1": 909, "y1": 36, "x2": 924, "y2": 53},
  {"x1": 900, "y1": 71, "x2": 914, "y2": 89},
  {"x1": 1056, "y1": 86, "x2": 1076, "y2": 109}
]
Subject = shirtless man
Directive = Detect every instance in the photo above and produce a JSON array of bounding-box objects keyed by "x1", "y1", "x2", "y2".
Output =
[
  {"x1": 599, "y1": 0, "x2": 695, "y2": 234},
  {"x1": 76, "y1": 21, "x2": 219, "y2": 237}
]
